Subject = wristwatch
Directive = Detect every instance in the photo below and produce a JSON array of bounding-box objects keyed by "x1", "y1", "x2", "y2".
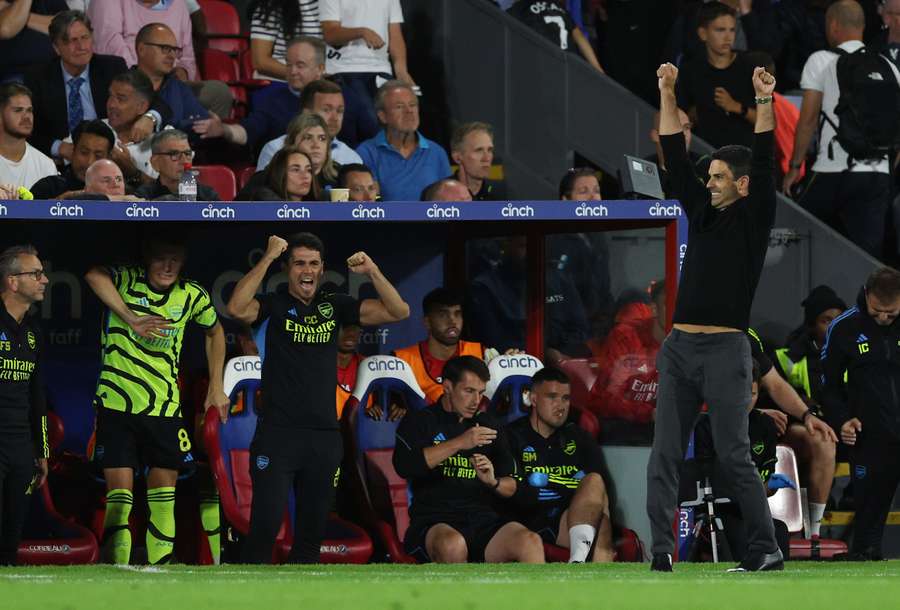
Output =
[{"x1": 141, "y1": 112, "x2": 159, "y2": 128}]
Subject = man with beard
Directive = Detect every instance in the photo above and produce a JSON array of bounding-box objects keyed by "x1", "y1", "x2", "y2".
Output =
[
  {"x1": 394, "y1": 288, "x2": 485, "y2": 406},
  {"x1": 227, "y1": 232, "x2": 409, "y2": 563},
  {"x1": 0, "y1": 83, "x2": 56, "y2": 189}
]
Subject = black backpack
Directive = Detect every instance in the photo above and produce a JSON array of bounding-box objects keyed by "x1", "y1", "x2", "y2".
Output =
[{"x1": 820, "y1": 45, "x2": 900, "y2": 166}]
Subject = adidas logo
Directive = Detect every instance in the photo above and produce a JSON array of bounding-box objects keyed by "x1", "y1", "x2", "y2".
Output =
[
  {"x1": 857, "y1": 333, "x2": 869, "y2": 343},
  {"x1": 868, "y1": 72, "x2": 884, "y2": 81},
  {"x1": 433, "y1": 432, "x2": 447, "y2": 443},
  {"x1": 287, "y1": 307, "x2": 297, "y2": 317},
  {"x1": 0, "y1": 332, "x2": 6, "y2": 341}
]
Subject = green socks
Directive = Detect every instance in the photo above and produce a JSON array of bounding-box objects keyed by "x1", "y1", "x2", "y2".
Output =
[
  {"x1": 102, "y1": 489, "x2": 133, "y2": 564},
  {"x1": 146, "y1": 487, "x2": 176, "y2": 565},
  {"x1": 198, "y1": 488, "x2": 221, "y2": 565}
]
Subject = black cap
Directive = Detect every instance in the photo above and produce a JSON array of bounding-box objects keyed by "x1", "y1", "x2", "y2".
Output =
[{"x1": 802, "y1": 285, "x2": 846, "y2": 326}]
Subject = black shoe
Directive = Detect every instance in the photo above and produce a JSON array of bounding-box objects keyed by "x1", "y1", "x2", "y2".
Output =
[
  {"x1": 834, "y1": 549, "x2": 884, "y2": 562},
  {"x1": 650, "y1": 553, "x2": 672, "y2": 572},
  {"x1": 727, "y1": 548, "x2": 784, "y2": 572}
]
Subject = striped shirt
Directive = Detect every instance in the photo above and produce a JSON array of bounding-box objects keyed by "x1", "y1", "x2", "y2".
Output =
[
  {"x1": 93, "y1": 266, "x2": 218, "y2": 418},
  {"x1": 251, "y1": 1, "x2": 322, "y2": 65}
]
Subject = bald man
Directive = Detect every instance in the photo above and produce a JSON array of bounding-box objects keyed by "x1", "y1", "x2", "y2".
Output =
[
  {"x1": 420, "y1": 179, "x2": 473, "y2": 203},
  {"x1": 85, "y1": 159, "x2": 126, "y2": 198},
  {"x1": 783, "y1": 0, "x2": 898, "y2": 258}
]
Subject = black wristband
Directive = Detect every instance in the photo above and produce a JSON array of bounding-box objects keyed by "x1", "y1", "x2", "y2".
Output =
[
  {"x1": 492, "y1": 478, "x2": 501, "y2": 490},
  {"x1": 802, "y1": 410, "x2": 813, "y2": 422}
]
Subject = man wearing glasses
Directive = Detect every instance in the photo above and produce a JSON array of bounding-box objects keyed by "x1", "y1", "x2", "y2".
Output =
[
  {"x1": 136, "y1": 130, "x2": 219, "y2": 201},
  {"x1": 0, "y1": 245, "x2": 50, "y2": 565},
  {"x1": 133, "y1": 23, "x2": 209, "y2": 134},
  {"x1": 87, "y1": 2, "x2": 232, "y2": 122}
]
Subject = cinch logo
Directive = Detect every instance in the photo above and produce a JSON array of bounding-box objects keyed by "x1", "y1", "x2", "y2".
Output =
[
  {"x1": 49, "y1": 202, "x2": 83, "y2": 217},
  {"x1": 0, "y1": 203, "x2": 6, "y2": 216},
  {"x1": 277, "y1": 204, "x2": 311, "y2": 219},
  {"x1": 575, "y1": 202, "x2": 608, "y2": 217},
  {"x1": 232, "y1": 359, "x2": 262, "y2": 372},
  {"x1": 649, "y1": 202, "x2": 682, "y2": 217},
  {"x1": 367, "y1": 359, "x2": 407, "y2": 372},
  {"x1": 125, "y1": 203, "x2": 160, "y2": 218},
  {"x1": 678, "y1": 509, "x2": 691, "y2": 538},
  {"x1": 501, "y1": 203, "x2": 534, "y2": 218},
  {"x1": 201, "y1": 204, "x2": 236, "y2": 219},
  {"x1": 426, "y1": 203, "x2": 460, "y2": 219},
  {"x1": 320, "y1": 544, "x2": 348, "y2": 554},
  {"x1": 498, "y1": 355, "x2": 542, "y2": 369},
  {"x1": 352, "y1": 204, "x2": 385, "y2": 219}
]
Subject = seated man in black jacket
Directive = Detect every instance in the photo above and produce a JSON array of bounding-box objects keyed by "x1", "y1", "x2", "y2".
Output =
[
  {"x1": 505, "y1": 367, "x2": 616, "y2": 562},
  {"x1": 393, "y1": 356, "x2": 544, "y2": 564},
  {"x1": 135, "y1": 130, "x2": 218, "y2": 201},
  {"x1": 31, "y1": 119, "x2": 113, "y2": 199}
]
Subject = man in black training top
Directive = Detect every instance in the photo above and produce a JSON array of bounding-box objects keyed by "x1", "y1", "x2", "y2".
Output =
[
  {"x1": 646, "y1": 61, "x2": 786, "y2": 573},
  {"x1": 227, "y1": 232, "x2": 409, "y2": 564},
  {"x1": 505, "y1": 367, "x2": 616, "y2": 563},
  {"x1": 820, "y1": 267, "x2": 900, "y2": 560},
  {"x1": 393, "y1": 355, "x2": 545, "y2": 564},
  {"x1": 0, "y1": 245, "x2": 49, "y2": 565}
]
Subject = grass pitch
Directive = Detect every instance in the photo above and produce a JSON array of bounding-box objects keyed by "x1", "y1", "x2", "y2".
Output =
[{"x1": 2, "y1": 562, "x2": 900, "y2": 610}]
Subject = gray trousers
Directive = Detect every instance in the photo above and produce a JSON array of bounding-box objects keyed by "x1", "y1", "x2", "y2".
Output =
[{"x1": 646, "y1": 329, "x2": 777, "y2": 556}]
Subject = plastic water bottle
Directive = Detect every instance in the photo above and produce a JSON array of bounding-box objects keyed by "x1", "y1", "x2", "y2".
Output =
[{"x1": 178, "y1": 163, "x2": 197, "y2": 201}]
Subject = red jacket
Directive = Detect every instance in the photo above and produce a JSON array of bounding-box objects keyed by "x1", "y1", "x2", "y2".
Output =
[{"x1": 588, "y1": 305, "x2": 660, "y2": 423}]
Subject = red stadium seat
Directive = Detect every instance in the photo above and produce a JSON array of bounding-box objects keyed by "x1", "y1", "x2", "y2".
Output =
[
  {"x1": 342, "y1": 356, "x2": 427, "y2": 563},
  {"x1": 198, "y1": 0, "x2": 248, "y2": 55},
  {"x1": 542, "y1": 527, "x2": 643, "y2": 563},
  {"x1": 194, "y1": 165, "x2": 237, "y2": 201},
  {"x1": 204, "y1": 356, "x2": 373, "y2": 564},
  {"x1": 237, "y1": 166, "x2": 258, "y2": 189},
  {"x1": 198, "y1": 49, "x2": 250, "y2": 120},
  {"x1": 557, "y1": 358, "x2": 600, "y2": 411},
  {"x1": 17, "y1": 412, "x2": 99, "y2": 565}
]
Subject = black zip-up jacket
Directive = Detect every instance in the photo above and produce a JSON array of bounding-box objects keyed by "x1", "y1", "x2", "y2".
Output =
[
  {"x1": 0, "y1": 299, "x2": 49, "y2": 458},
  {"x1": 820, "y1": 288, "x2": 900, "y2": 442}
]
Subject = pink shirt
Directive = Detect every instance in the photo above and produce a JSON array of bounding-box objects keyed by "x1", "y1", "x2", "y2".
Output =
[{"x1": 87, "y1": 0, "x2": 198, "y2": 81}]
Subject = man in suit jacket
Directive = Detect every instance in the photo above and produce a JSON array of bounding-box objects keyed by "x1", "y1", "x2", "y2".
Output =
[{"x1": 25, "y1": 11, "x2": 127, "y2": 162}]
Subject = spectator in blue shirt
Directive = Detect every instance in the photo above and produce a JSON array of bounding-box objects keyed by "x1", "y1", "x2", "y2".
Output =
[{"x1": 357, "y1": 80, "x2": 450, "y2": 202}]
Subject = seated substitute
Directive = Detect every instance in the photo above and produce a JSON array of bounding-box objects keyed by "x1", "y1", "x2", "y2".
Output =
[
  {"x1": 505, "y1": 367, "x2": 616, "y2": 562},
  {"x1": 393, "y1": 355, "x2": 545, "y2": 564},
  {"x1": 687, "y1": 359, "x2": 791, "y2": 561},
  {"x1": 394, "y1": 288, "x2": 486, "y2": 407}
]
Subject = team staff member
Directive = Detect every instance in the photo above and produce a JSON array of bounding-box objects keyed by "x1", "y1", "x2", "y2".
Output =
[
  {"x1": 646, "y1": 63, "x2": 783, "y2": 573},
  {"x1": 821, "y1": 268, "x2": 900, "y2": 560},
  {"x1": 227, "y1": 232, "x2": 409, "y2": 564},
  {"x1": 393, "y1": 356, "x2": 544, "y2": 564},
  {"x1": 394, "y1": 288, "x2": 484, "y2": 406},
  {"x1": 505, "y1": 368, "x2": 616, "y2": 563},
  {"x1": 85, "y1": 236, "x2": 229, "y2": 565},
  {"x1": 0, "y1": 245, "x2": 49, "y2": 566}
]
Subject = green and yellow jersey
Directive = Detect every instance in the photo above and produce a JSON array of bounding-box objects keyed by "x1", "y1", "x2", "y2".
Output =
[{"x1": 94, "y1": 265, "x2": 217, "y2": 418}]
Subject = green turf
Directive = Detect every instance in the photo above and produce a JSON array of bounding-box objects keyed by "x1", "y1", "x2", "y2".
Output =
[{"x1": 2, "y1": 562, "x2": 900, "y2": 610}]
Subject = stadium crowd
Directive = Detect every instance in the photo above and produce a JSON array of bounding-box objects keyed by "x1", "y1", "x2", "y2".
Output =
[{"x1": 0, "y1": 0, "x2": 898, "y2": 569}]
